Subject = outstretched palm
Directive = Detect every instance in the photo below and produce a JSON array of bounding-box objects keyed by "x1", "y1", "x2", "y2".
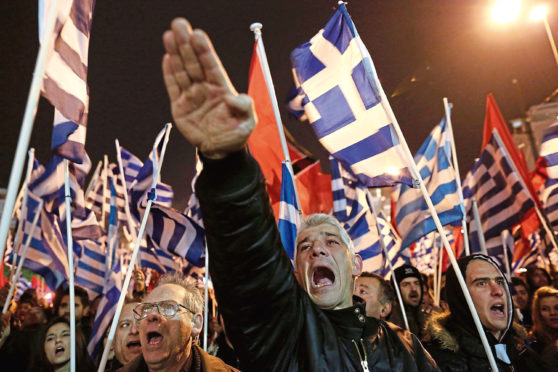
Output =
[{"x1": 162, "y1": 19, "x2": 255, "y2": 159}]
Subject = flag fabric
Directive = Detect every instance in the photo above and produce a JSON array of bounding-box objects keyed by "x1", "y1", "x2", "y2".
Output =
[
  {"x1": 40, "y1": 0, "x2": 96, "y2": 163},
  {"x1": 462, "y1": 132, "x2": 535, "y2": 243},
  {"x1": 119, "y1": 147, "x2": 144, "y2": 190},
  {"x1": 290, "y1": 3, "x2": 413, "y2": 187},
  {"x1": 184, "y1": 157, "x2": 204, "y2": 227},
  {"x1": 139, "y1": 236, "x2": 180, "y2": 274},
  {"x1": 294, "y1": 160, "x2": 333, "y2": 216},
  {"x1": 412, "y1": 233, "x2": 437, "y2": 275},
  {"x1": 482, "y1": 94, "x2": 537, "y2": 200},
  {"x1": 85, "y1": 163, "x2": 128, "y2": 226},
  {"x1": 75, "y1": 238, "x2": 106, "y2": 299},
  {"x1": 541, "y1": 121, "x2": 558, "y2": 179},
  {"x1": 106, "y1": 178, "x2": 120, "y2": 273},
  {"x1": 277, "y1": 162, "x2": 301, "y2": 260},
  {"x1": 330, "y1": 157, "x2": 406, "y2": 274},
  {"x1": 395, "y1": 113, "x2": 464, "y2": 248},
  {"x1": 146, "y1": 204, "x2": 205, "y2": 267},
  {"x1": 512, "y1": 232, "x2": 543, "y2": 272},
  {"x1": 15, "y1": 275, "x2": 32, "y2": 300},
  {"x1": 87, "y1": 260, "x2": 122, "y2": 359},
  {"x1": 40, "y1": 210, "x2": 70, "y2": 280},
  {"x1": 376, "y1": 211, "x2": 410, "y2": 277},
  {"x1": 541, "y1": 182, "x2": 558, "y2": 231}
]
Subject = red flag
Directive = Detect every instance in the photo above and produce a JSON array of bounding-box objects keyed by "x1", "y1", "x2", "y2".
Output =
[
  {"x1": 482, "y1": 94, "x2": 538, "y2": 201},
  {"x1": 247, "y1": 40, "x2": 286, "y2": 209},
  {"x1": 294, "y1": 162, "x2": 332, "y2": 215}
]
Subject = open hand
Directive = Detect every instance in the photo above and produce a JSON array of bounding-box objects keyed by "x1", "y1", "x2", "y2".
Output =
[{"x1": 162, "y1": 18, "x2": 256, "y2": 159}]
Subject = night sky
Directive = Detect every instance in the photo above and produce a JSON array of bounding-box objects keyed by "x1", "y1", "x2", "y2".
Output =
[{"x1": 1, "y1": 1, "x2": 557, "y2": 210}]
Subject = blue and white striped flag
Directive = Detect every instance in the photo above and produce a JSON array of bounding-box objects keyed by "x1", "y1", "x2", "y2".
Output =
[
  {"x1": 85, "y1": 163, "x2": 128, "y2": 226},
  {"x1": 39, "y1": 0, "x2": 96, "y2": 163},
  {"x1": 512, "y1": 232, "x2": 543, "y2": 272},
  {"x1": 106, "y1": 178, "x2": 120, "y2": 273},
  {"x1": 413, "y1": 232, "x2": 436, "y2": 275},
  {"x1": 290, "y1": 3, "x2": 413, "y2": 187},
  {"x1": 462, "y1": 132, "x2": 535, "y2": 241},
  {"x1": 541, "y1": 183, "x2": 558, "y2": 230},
  {"x1": 330, "y1": 157, "x2": 404, "y2": 274},
  {"x1": 184, "y1": 156, "x2": 203, "y2": 227},
  {"x1": 119, "y1": 147, "x2": 143, "y2": 190},
  {"x1": 395, "y1": 113, "x2": 464, "y2": 248},
  {"x1": 88, "y1": 260, "x2": 122, "y2": 359},
  {"x1": 75, "y1": 238, "x2": 106, "y2": 299},
  {"x1": 278, "y1": 162, "x2": 301, "y2": 260},
  {"x1": 15, "y1": 276, "x2": 32, "y2": 300},
  {"x1": 146, "y1": 204, "x2": 205, "y2": 267},
  {"x1": 540, "y1": 121, "x2": 558, "y2": 179},
  {"x1": 139, "y1": 236, "x2": 180, "y2": 273},
  {"x1": 376, "y1": 211, "x2": 410, "y2": 276}
]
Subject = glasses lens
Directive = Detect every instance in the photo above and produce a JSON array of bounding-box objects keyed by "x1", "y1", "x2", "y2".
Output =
[{"x1": 159, "y1": 301, "x2": 178, "y2": 318}]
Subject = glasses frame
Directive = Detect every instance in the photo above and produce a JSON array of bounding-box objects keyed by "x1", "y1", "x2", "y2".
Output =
[{"x1": 133, "y1": 300, "x2": 196, "y2": 321}]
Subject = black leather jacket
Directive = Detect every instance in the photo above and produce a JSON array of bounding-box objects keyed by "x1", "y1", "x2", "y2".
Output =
[{"x1": 196, "y1": 150, "x2": 439, "y2": 372}]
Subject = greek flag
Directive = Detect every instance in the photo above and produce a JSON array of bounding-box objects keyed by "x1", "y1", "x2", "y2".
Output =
[
  {"x1": 395, "y1": 113, "x2": 464, "y2": 248},
  {"x1": 85, "y1": 163, "x2": 127, "y2": 225},
  {"x1": 512, "y1": 232, "x2": 543, "y2": 271},
  {"x1": 75, "y1": 238, "x2": 106, "y2": 299},
  {"x1": 462, "y1": 132, "x2": 534, "y2": 241},
  {"x1": 146, "y1": 204, "x2": 205, "y2": 267},
  {"x1": 15, "y1": 276, "x2": 32, "y2": 300},
  {"x1": 184, "y1": 156, "x2": 203, "y2": 227},
  {"x1": 278, "y1": 162, "x2": 301, "y2": 260},
  {"x1": 412, "y1": 233, "x2": 436, "y2": 275},
  {"x1": 106, "y1": 178, "x2": 120, "y2": 273},
  {"x1": 290, "y1": 3, "x2": 413, "y2": 187},
  {"x1": 88, "y1": 260, "x2": 122, "y2": 359},
  {"x1": 119, "y1": 147, "x2": 143, "y2": 190},
  {"x1": 39, "y1": 0, "x2": 96, "y2": 163},
  {"x1": 541, "y1": 182, "x2": 558, "y2": 230},
  {"x1": 376, "y1": 211, "x2": 410, "y2": 276},
  {"x1": 330, "y1": 157, "x2": 405, "y2": 274},
  {"x1": 139, "y1": 236, "x2": 180, "y2": 273},
  {"x1": 540, "y1": 121, "x2": 558, "y2": 179}
]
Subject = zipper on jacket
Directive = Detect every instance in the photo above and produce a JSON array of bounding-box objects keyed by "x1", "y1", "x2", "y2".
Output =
[{"x1": 351, "y1": 339, "x2": 369, "y2": 372}]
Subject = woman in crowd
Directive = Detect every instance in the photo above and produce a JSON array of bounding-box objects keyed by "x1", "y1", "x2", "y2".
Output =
[
  {"x1": 529, "y1": 286, "x2": 558, "y2": 368},
  {"x1": 33, "y1": 317, "x2": 95, "y2": 372}
]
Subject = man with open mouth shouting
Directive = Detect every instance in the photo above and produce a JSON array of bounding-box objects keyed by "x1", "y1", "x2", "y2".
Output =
[
  {"x1": 118, "y1": 272, "x2": 239, "y2": 372},
  {"x1": 423, "y1": 254, "x2": 546, "y2": 371},
  {"x1": 161, "y1": 17, "x2": 438, "y2": 371}
]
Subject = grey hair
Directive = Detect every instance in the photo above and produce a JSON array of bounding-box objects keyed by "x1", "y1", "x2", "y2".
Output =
[
  {"x1": 296, "y1": 213, "x2": 355, "y2": 256},
  {"x1": 156, "y1": 271, "x2": 203, "y2": 315}
]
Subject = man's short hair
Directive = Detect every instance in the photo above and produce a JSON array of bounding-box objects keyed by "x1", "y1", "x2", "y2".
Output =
[
  {"x1": 296, "y1": 213, "x2": 354, "y2": 255},
  {"x1": 156, "y1": 271, "x2": 203, "y2": 315},
  {"x1": 511, "y1": 276, "x2": 527, "y2": 290},
  {"x1": 53, "y1": 284, "x2": 90, "y2": 314},
  {"x1": 359, "y1": 272, "x2": 395, "y2": 306}
]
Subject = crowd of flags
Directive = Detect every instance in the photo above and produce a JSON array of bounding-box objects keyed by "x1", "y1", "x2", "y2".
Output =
[{"x1": 3, "y1": 0, "x2": 558, "y2": 365}]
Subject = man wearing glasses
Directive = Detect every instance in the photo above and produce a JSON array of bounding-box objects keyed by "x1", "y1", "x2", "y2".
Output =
[{"x1": 118, "y1": 272, "x2": 238, "y2": 371}]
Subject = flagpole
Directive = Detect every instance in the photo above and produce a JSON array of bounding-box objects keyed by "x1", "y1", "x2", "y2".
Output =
[
  {"x1": 2, "y1": 199, "x2": 43, "y2": 314},
  {"x1": 491, "y1": 130, "x2": 558, "y2": 255},
  {"x1": 250, "y1": 22, "x2": 302, "y2": 209},
  {"x1": 367, "y1": 191, "x2": 410, "y2": 331},
  {"x1": 443, "y1": 98, "x2": 470, "y2": 256},
  {"x1": 203, "y1": 245, "x2": 209, "y2": 351},
  {"x1": 115, "y1": 140, "x2": 139, "y2": 245},
  {"x1": 85, "y1": 160, "x2": 102, "y2": 201},
  {"x1": 0, "y1": 0, "x2": 59, "y2": 264},
  {"x1": 101, "y1": 155, "x2": 109, "y2": 229},
  {"x1": 64, "y1": 159, "x2": 76, "y2": 372},
  {"x1": 98, "y1": 124, "x2": 172, "y2": 372},
  {"x1": 359, "y1": 31, "x2": 498, "y2": 369},
  {"x1": 9, "y1": 149, "x2": 36, "y2": 278},
  {"x1": 436, "y1": 237, "x2": 443, "y2": 307},
  {"x1": 501, "y1": 230, "x2": 512, "y2": 281},
  {"x1": 471, "y1": 198, "x2": 488, "y2": 255}
]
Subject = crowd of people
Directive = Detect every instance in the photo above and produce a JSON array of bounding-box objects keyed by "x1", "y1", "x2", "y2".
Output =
[{"x1": 0, "y1": 17, "x2": 557, "y2": 371}]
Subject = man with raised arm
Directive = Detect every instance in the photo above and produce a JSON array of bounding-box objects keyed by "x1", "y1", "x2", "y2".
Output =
[{"x1": 162, "y1": 18, "x2": 438, "y2": 372}]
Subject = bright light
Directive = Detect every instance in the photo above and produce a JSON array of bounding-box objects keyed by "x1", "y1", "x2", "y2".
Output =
[
  {"x1": 44, "y1": 293, "x2": 53, "y2": 300},
  {"x1": 530, "y1": 5, "x2": 548, "y2": 21},
  {"x1": 386, "y1": 167, "x2": 400, "y2": 176},
  {"x1": 491, "y1": 0, "x2": 522, "y2": 24},
  {"x1": 129, "y1": 242, "x2": 135, "y2": 249}
]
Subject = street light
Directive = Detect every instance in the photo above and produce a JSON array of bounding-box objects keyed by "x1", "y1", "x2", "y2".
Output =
[
  {"x1": 530, "y1": 5, "x2": 558, "y2": 67},
  {"x1": 491, "y1": 0, "x2": 522, "y2": 24}
]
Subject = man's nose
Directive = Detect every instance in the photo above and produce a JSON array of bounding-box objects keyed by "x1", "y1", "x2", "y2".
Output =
[
  {"x1": 130, "y1": 321, "x2": 140, "y2": 334},
  {"x1": 145, "y1": 308, "x2": 162, "y2": 322},
  {"x1": 489, "y1": 281, "x2": 504, "y2": 296},
  {"x1": 310, "y1": 242, "x2": 329, "y2": 257}
]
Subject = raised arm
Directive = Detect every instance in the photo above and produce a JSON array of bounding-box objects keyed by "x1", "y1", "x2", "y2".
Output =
[{"x1": 162, "y1": 18, "x2": 255, "y2": 159}]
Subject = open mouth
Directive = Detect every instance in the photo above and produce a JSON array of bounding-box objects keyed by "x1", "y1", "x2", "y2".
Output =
[
  {"x1": 127, "y1": 340, "x2": 141, "y2": 350},
  {"x1": 490, "y1": 303, "x2": 505, "y2": 318},
  {"x1": 409, "y1": 292, "x2": 419, "y2": 299},
  {"x1": 312, "y1": 266, "x2": 335, "y2": 288},
  {"x1": 55, "y1": 345, "x2": 65, "y2": 356},
  {"x1": 147, "y1": 331, "x2": 163, "y2": 345}
]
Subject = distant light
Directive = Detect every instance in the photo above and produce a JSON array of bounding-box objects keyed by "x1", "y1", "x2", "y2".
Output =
[
  {"x1": 410, "y1": 77, "x2": 417, "y2": 83},
  {"x1": 129, "y1": 242, "x2": 135, "y2": 249},
  {"x1": 530, "y1": 5, "x2": 548, "y2": 21},
  {"x1": 491, "y1": 0, "x2": 522, "y2": 24},
  {"x1": 44, "y1": 293, "x2": 53, "y2": 300}
]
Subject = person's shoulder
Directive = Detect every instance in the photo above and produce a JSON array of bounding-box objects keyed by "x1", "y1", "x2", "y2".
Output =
[
  {"x1": 115, "y1": 355, "x2": 148, "y2": 372},
  {"x1": 197, "y1": 344, "x2": 241, "y2": 372}
]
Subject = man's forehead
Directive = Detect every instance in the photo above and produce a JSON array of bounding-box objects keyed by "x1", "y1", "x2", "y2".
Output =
[
  {"x1": 466, "y1": 259, "x2": 501, "y2": 280},
  {"x1": 146, "y1": 283, "x2": 186, "y2": 303},
  {"x1": 401, "y1": 277, "x2": 419, "y2": 284},
  {"x1": 297, "y1": 223, "x2": 341, "y2": 242},
  {"x1": 121, "y1": 303, "x2": 139, "y2": 319},
  {"x1": 356, "y1": 276, "x2": 379, "y2": 288}
]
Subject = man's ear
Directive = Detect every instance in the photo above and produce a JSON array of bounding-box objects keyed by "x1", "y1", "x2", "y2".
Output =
[
  {"x1": 352, "y1": 254, "x2": 363, "y2": 276},
  {"x1": 191, "y1": 313, "x2": 203, "y2": 337},
  {"x1": 380, "y1": 302, "x2": 392, "y2": 319}
]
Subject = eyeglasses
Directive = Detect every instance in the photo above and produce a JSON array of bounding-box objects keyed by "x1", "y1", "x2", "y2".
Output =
[{"x1": 133, "y1": 300, "x2": 195, "y2": 320}]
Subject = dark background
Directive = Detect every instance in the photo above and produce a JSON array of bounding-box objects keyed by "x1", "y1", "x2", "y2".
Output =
[{"x1": 1, "y1": 0, "x2": 557, "y2": 210}]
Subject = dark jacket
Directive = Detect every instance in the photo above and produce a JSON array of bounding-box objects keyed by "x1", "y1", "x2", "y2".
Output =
[
  {"x1": 117, "y1": 344, "x2": 238, "y2": 372},
  {"x1": 196, "y1": 150, "x2": 439, "y2": 372},
  {"x1": 423, "y1": 254, "x2": 547, "y2": 372}
]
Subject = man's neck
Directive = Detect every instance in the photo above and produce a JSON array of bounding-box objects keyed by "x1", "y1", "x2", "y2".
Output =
[
  {"x1": 55, "y1": 362, "x2": 71, "y2": 372},
  {"x1": 148, "y1": 341, "x2": 193, "y2": 372}
]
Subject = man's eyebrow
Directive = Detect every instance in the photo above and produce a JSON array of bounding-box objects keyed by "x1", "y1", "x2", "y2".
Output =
[
  {"x1": 357, "y1": 283, "x2": 369, "y2": 289},
  {"x1": 471, "y1": 276, "x2": 503, "y2": 284},
  {"x1": 297, "y1": 237, "x2": 310, "y2": 247}
]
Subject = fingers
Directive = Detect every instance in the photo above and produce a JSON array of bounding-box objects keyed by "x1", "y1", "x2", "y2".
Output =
[
  {"x1": 224, "y1": 94, "x2": 254, "y2": 118},
  {"x1": 190, "y1": 29, "x2": 237, "y2": 94},
  {"x1": 162, "y1": 54, "x2": 181, "y2": 102}
]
